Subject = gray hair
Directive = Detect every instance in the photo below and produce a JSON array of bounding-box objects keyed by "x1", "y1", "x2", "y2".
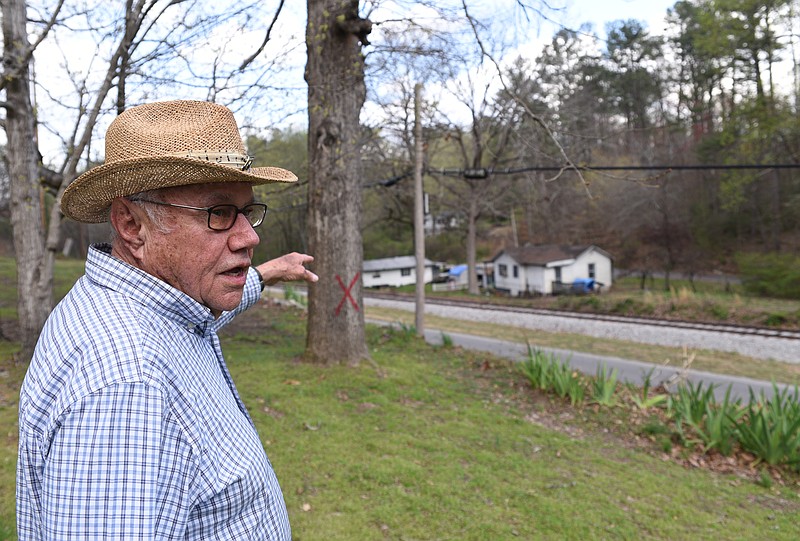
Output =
[{"x1": 126, "y1": 189, "x2": 175, "y2": 234}]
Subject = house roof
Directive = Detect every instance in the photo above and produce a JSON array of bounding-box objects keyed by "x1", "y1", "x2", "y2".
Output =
[
  {"x1": 363, "y1": 256, "x2": 435, "y2": 272},
  {"x1": 493, "y1": 244, "x2": 609, "y2": 266}
]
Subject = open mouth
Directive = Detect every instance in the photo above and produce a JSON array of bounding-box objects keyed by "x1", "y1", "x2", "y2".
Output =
[{"x1": 222, "y1": 266, "x2": 248, "y2": 277}]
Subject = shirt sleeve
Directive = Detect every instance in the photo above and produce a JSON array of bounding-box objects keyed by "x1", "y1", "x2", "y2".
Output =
[{"x1": 39, "y1": 383, "x2": 198, "y2": 539}]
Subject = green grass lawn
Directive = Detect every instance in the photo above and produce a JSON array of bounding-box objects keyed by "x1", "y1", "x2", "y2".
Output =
[{"x1": 5, "y1": 304, "x2": 797, "y2": 540}]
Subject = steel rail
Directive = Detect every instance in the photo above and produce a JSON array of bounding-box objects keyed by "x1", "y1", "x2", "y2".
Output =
[{"x1": 365, "y1": 292, "x2": 800, "y2": 341}]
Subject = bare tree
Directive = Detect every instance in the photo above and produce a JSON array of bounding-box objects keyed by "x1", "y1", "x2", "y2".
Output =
[
  {"x1": 1, "y1": 0, "x2": 64, "y2": 360},
  {"x1": 304, "y1": 0, "x2": 371, "y2": 365},
  {"x1": 1, "y1": 0, "x2": 299, "y2": 361},
  {"x1": 431, "y1": 79, "x2": 520, "y2": 294}
]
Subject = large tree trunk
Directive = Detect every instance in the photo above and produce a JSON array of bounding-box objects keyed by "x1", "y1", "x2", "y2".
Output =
[
  {"x1": 304, "y1": 0, "x2": 371, "y2": 365},
  {"x1": 2, "y1": 0, "x2": 53, "y2": 362}
]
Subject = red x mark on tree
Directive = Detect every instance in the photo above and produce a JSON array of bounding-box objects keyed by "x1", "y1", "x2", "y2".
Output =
[{"x1": 335, "y1": 273, "x2": 360, "y2": 316}]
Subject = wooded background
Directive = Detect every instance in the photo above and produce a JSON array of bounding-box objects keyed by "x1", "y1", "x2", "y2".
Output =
[{"x1": 2, "y1": 0, "x2": 800, "y2": 362}]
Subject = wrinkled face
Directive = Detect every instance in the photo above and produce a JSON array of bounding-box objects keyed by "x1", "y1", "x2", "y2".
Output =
[{"x1": 138, "y1": 183, "x2": 260, "y2": 317}]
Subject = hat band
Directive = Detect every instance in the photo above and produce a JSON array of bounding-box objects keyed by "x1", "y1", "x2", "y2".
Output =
[{"x1": 168, "y1": 150, "x2": 253, "y2": 171}]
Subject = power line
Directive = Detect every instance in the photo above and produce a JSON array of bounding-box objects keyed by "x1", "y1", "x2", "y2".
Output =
[
  {"x1": 363, "y1": 172, "x2": 412, "y2": 187},
  {"x1": 430, "y1": 163, "x2": 800, "y2": 178},
  {"x1": 364, "y1": 163, "x2": 800, "y2": 187}
]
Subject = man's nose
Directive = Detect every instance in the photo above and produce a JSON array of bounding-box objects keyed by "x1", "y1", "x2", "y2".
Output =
[{"x1": 228, "y1": 212, "x2": 260, "y2": 249}]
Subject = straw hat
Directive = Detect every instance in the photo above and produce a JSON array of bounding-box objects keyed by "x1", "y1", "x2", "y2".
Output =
[{"x1": 61, "y1": 100, "x2": 298, "y2": 223}]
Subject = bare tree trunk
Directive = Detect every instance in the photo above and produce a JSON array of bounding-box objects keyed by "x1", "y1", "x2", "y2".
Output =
[
  {"x1": 467, "y1": 197, "x2": 479, "y2": 295},
  {"x1": 304, "y1": 0, "x2": 371, "y2": 365},
  {"x1": 2, "y1": 0, "x2": 53, "y2": 361}
]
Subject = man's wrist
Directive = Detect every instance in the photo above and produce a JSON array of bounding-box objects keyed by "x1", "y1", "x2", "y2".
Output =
[{"x1": 254, "y1": 267, "x2": 266, "y2": 291}]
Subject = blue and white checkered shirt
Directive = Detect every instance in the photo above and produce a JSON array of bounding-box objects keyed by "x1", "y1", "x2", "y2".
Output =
[{"x1": 17, "y1": 244, "x2": 291, "y2": 540}]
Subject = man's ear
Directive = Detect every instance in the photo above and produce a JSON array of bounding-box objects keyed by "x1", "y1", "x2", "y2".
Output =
[{"x1": 110, "y1": 198, "x2": 147, "y2": 255}]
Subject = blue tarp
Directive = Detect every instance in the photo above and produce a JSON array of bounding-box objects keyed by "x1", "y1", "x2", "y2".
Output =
[
  {"x1": 571, "y1": 278, "x2": 596, "y2": 293},
  {"x1": 448, "y1": 264, "x2": 468, "y2": 277}
]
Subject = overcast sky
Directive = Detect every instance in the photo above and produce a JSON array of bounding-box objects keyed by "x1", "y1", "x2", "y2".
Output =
[
  {"x1": 24, "y1": 0, "x2": 785, "y2": 166},
  {"x1": 561, "y1": 0, "x2": 676, "y2": 36}
]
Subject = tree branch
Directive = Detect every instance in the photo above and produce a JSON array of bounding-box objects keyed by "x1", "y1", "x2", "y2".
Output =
[
  {"x1": 238, "y1": 0, "x2": 286, "y2": 72},
  {"x1": 459, "y1": 0, "x2": 592, "y2": 199},
  {"x1": 38, "y1": 162, "x2": 63, "y2": 193},
  {"x1": 0, "y1": 0, "x2": 66, "y2": 94}
]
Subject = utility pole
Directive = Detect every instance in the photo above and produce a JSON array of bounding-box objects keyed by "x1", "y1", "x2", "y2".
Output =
[
  {"x1": 413, "y1": 83, "x2": 425, "y2": 336},
  {"x1": 510, "y1": 207, "x2": 519, "y2": 247}
]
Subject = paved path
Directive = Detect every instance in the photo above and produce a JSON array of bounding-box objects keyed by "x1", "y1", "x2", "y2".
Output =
[{"x1": 417, "y1": 327, "x2": 795, "y2": 402}]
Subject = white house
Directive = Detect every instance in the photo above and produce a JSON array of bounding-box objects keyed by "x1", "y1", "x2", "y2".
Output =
[
  {"x1": 363, "y1": 256, "x2": 437, "y2": 288},
  {"x1": 492, "y1": 244, "x2": 613, "y2": 296},
  {"x1": 424, "y1": 211, "x2": 461, "y2": 236}
]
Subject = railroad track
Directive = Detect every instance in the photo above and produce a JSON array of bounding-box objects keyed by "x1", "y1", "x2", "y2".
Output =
[{"x1": 365, "y1": 292, "x2": 800, "y2": 341}]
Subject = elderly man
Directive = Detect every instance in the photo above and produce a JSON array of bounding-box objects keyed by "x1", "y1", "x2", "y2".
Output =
[{"x1": 16, "y1": 100, "x2": 317, "y2": 540}]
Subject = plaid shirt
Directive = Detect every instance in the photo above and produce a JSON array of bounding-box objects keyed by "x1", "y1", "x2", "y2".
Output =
[{"x1": 17, "y1": 244, "x2": 291, "y2": 540}]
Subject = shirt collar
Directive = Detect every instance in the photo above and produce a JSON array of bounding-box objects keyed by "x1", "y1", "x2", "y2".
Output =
[{"x1": 85, "y1": 243, "x2": 216, "y2": 333}]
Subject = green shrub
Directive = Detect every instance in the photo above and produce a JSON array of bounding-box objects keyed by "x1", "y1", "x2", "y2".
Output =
[
  {"x1": 667, "y1": 382, "x2": 744, "y2": 456},
  {"x1": 669, "y1": 381, "x2": 717, "y2": 447},
  {"x1": 736, "y1": 252, "x2": 800, "y2": 300},
  {"x1": 764, "y1": 313, "x2": 787, "y2": 327},
  {"x1": 629, "y1": 368, "x2": 668, "y2": 411},
  {"x1": 708, "y1": 304, "x2": 729, "y2": 320},
  {"x1": 691, "y1": 386, "x2": 743, "y2": 456},
  {"x1": 591, "y1": 364, "x2": 618, "y2": 407},
  {"x1": 610, "y1": 297, "x2": 655, "y2": 316},
  {"x1": 551, "y1": 364, "x2": 586, "y2": 406},
  {"x1": 397, "y1": 322, "x2": 417, "y2": 337},
  {"x1": 440, "y1": 332, "x2": 454, "y2": 348},
  {"x1": 733, "y1": 384, "x2": 800, "y2": 469},
  {"x1": 520, "y1": 347, "x2": 585, "y2": 405},
  {"x1": 283, "y1": 285, "x2": 307, "y2": 306},
  {"x1": 520, "y1": 346, "x2": 554, "y2": 391},
  {"x1": 610, "y1": 298, "x2": 636, "y2": 314},
  {"x1": 577, "y1": 296, "x2": 602, "y2": 311}
]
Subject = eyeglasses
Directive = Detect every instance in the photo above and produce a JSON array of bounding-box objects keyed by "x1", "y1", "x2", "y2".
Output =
[{"x1": 131, "y1": 199, "x2": 268, "y2": 231}]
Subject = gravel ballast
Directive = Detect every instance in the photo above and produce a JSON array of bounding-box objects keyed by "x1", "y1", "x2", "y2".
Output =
[{"x1": 365, "y1": 297, "x2": 799, "y2": 364}]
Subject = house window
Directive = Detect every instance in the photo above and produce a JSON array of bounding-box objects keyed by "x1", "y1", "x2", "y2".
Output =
[
  {"x1": 372, "y1": 272, "x2": 381, "y2": 278},
  {"x1": 588, "y1": 263, "x2": 596, "y2": 279},
  {"x1": 401, "y1": 268, "x2": 412, "y2": 276},
  {"x1": 513, "y1": 265, "x2": 519, "y2": 278},
  {"x1": 498, "y1": 264, "x2": 508, "y2": 277},
  {"x1": 555, "y1": 267, "x2": 562, "y2": 283}
]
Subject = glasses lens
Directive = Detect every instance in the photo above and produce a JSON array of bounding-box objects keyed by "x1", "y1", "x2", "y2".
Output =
[
  {"x1": 243, "y1": 204, "x2": 267, "y2": 227},
  {"x1": 208, "y1": 205, "x2": 238, "y2": 230}
]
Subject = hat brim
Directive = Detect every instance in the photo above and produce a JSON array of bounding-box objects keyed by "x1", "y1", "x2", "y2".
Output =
[{"x1": 61, "y1": 156, "x2": 298, "y2": 223}]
